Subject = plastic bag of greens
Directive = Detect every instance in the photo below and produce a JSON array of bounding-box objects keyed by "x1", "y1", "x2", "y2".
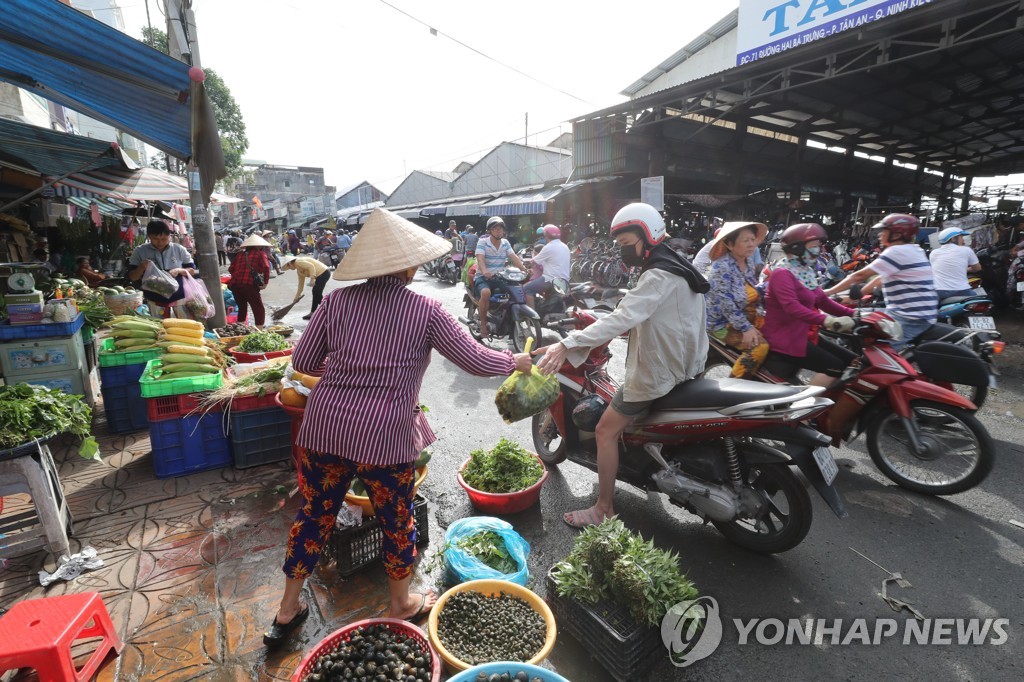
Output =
[
  {"x1": 494, "y1": 338, "x2": 559, "y2": 423},
  {"x1": 443, "y1": 516, "x2": 530, "y2": 586},
  {"x1": 181, "y1": 273, "x2": 215, "y2": 319},
  {"x1": 141, "y1": 261, "x2": 180, "y2": 299}
]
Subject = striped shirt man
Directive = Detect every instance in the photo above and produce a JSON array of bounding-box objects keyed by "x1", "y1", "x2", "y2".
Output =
[
  {"x1": 292, "y1": 276, "x2": 516, "y2": 465},
  {"x1": 870, "y1": 243, "x2": 938, "y2": 321}
]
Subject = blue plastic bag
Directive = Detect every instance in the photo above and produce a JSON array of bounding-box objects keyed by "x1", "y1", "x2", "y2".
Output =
[{"x1": 443, "y1": 516, "x2": 530, "y2": 586}]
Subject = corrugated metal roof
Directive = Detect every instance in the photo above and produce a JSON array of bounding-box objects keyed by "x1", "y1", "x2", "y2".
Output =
[
  {"x1": 0, "y1": 0, "x2": 194, "y2": 159},
  {"x1": 621, "y1": 10, "x2": 738, "y2": 97},
  {"x1": 0, "y1": 117, "x2": 134, "y2": 177}
]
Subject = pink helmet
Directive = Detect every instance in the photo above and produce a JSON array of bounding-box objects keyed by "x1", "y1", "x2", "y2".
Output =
[{"x1": 543, "y1": 224, "x2": 561, "y2": 241}]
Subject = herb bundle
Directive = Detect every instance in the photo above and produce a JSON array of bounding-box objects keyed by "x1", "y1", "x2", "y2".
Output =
[
  {"x1": 550, "y1": 517, "x2": 697, "y2": 627},
  {"x1": 449, "y1": 530, "x2": 518, "y2": 574},
  {"x1": 0, "y1": 384, "x2": 99, "y2": 460},
  {"x1": 236, "y1": 330, "x2": 289, "y2": 353},
  {"x1": 461, "y1": 438, "x2": 542, "y2": 494}
]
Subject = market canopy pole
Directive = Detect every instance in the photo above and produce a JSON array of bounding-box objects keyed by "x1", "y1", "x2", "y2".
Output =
[{"x1": 166, "y1": 0, "x2": 226, "y2": 329}]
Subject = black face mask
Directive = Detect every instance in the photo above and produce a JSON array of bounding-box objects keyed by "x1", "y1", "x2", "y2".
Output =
[{"x1": 620, "y1": 243, "x2": 644, "y2": 267}]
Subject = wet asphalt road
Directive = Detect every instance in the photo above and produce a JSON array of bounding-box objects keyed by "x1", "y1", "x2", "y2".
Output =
[{"x1": 257, "y1": 268, "x2": 1023, "y2": 682}]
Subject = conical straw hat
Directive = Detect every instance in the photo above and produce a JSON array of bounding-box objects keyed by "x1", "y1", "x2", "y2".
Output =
[
  {"x1": 333, "y1": 208, "x2": 452, "y2": 281},
  {"x1": 240, "y1": 233, "x2": 271, "y2": 248},
  {"x1": 708, "y1": 221, "x2": 768, "y2": 260}
]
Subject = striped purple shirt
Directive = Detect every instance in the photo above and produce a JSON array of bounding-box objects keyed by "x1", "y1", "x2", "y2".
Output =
[{"x1": 292, "y1": 276, "x2": 516, "y2": 465}]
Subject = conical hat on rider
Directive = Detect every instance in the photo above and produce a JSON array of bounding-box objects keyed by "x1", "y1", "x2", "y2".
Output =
[
  {"x1": 708, "y1": 221, "x2": 768, "y2": 260},
  {"x1": 333, "y1": 208, "x2": 452, "y2": 281}
]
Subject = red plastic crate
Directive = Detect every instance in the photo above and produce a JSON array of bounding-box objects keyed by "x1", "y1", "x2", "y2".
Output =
[
  {"x1": 146, "y1": 392, "x2": 221, "y2": 422},
  {"x1": 230, "y1": 391, "x2": 279, "y2": 412}
]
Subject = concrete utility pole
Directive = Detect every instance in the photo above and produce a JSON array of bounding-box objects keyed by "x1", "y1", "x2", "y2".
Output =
[{"x1": 165, "y1": 0, "x2": 226, "y2": 328}]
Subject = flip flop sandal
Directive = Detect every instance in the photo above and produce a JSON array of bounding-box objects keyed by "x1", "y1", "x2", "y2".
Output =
[
  {"x1": 402, "y1": 592, "x2": 434, "y2": 623},
  {"x1": 563, "y1": 508, "x2": 606, "y2": 529},
  {"x1": 263, "y1": 603, "x2": 310, "y2": 647}
]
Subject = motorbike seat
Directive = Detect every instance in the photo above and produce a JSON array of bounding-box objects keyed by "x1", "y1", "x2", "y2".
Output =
[
  {"x1": 938, "y1": 295, "x2": 985, "y2": 306},
  {"x1": 912, "y1": 322, "x2": 972, "y2": 344},
  {"x1": 650, "y1": 377, "x2": 807, "y2": 411}
]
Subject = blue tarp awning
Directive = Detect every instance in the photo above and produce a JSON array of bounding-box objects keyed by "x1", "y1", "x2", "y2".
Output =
[
  {"x1": 0, "y1": 117, "x2": 135, "y2": 177},
  {"x1": 0, "y1": 0, "x2": 206, "y2": 163},
  {"x1": 482, "y1": 187, "x2": 563, "y2": 216}
]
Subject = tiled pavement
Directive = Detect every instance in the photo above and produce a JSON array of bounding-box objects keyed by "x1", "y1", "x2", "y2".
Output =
[{"x1": 0, "y1": 410, "x2": 434, "y2": 681}]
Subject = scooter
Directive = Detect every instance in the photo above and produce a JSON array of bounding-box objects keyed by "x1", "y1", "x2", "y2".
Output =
[
  {"x1": 458, "y1": 267, "x2": 542, "y2": 353},
  {"x1": 704, "y1": 310, "x2": 995, "y2": 495},
  {"x1": 533, "y1": 308, "x2": 844, "y2": 554}
]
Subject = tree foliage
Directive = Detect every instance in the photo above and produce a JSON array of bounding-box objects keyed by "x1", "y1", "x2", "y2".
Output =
[{"x1": 139, "y1": 26, "x2": 249, "y2": 181}]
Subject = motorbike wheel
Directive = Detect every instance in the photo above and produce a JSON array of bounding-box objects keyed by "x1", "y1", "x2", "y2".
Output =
[
  {"x1": 531, "y1": 408, "x2": 567, "y2": 464},
  {"x1": 511, "y1": 316, "x2": 543, "y2": 354},
  {"x1": 865, "y1": 399, "x2": 994, "y2": 495},
  {"x1": 712, "y1": 463, "x2": 812, "y2": 554}
]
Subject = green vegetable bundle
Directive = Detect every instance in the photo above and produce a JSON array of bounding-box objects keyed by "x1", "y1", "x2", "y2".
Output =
[
  {"x1": 0, "y1": 383, "x2": 99, "y2": 460},
  {"x1": 236, "y1": 330, "x2": 289, "y2": 353},
  {"x1": 550, "y1": 517, "x2": 697, "y2": 627},
  {"x1": 461, "y1": 437, "x2": 542, "y2": 494},
  {"x1": 450, "y1": 530, "x2": 519, "y2": 574}
]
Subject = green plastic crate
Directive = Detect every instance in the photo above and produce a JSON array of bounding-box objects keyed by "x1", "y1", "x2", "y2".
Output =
[
  {"x1": 139, "y1": 358, "x2": 223, "y2": 398},
  {"x1": 97, "y1": 337, "x2": 164, "y2": 368}
]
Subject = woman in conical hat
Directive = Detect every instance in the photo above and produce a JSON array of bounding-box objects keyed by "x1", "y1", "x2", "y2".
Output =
[
  {"x1": 228, "y1": 233, "x2": 272, "y2": 327},
  {"x1": 264, "y1": 208, "x2": 534, "y2": 646}
]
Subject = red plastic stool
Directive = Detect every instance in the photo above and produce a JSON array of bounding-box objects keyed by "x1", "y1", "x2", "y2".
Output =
[{"x1": 0, "y1": 591, "x2": 124, "y2": 681}]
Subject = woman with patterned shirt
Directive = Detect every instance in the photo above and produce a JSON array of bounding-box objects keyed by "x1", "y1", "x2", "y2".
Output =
[
  {"x1": 263, "y1": 208, "x2": 533, "y2": 647},
  {"x1": 705, "y1": 222, "x2": 769, "y2": 377}
]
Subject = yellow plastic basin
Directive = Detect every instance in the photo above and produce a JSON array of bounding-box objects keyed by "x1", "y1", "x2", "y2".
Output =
[
  {"x1": 427, "y1": 578, "x2": 557, "y2": 673},
  {"x1": 344, "y1": 465, "x2": 427, "y2": 517}
]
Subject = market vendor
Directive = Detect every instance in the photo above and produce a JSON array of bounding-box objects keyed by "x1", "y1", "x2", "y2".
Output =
[
  {"x1": 126, "y1": 220, "x2": 197, "y2": 318},
  {"x1": 75, "y1": 257, "x2": 105, "y2": 288},
  {"x1": 280, "y1": 255, "x2": 329, "y2": 320}
]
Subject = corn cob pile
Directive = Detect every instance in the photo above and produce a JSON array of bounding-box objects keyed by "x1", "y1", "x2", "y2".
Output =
[
  {"x1": 153, "y1": 319, "x2": 226, "y2": 379},
  {"x1": 101, "y1": 316, "x2": 162, "y2": 351}
]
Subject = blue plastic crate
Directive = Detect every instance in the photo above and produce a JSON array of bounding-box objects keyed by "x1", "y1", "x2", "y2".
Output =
[
  {"x1": 229, "y1": 406, "x2": 292, "y2": 468},
  {"x1": 149, "y1": 413, "x2": 232, "y2": 478},
  {"x1": 98, "y1": 361, "x2": 148, "y2": 389},
  {"x1": 0, "y1": 313, "x2": 85, "y2": 341},
  {"x1": 101, "y1": 382, "x2": 148, "y2": 434}
]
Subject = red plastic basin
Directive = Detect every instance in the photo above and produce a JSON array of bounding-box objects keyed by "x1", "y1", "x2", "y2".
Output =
[
  {"x1": 292, "y1": 618, "x2": 442, "y2": 682},
  {"x1": 228, "y1": 342, "x2": 295, "y2": 364},
  {"x1": 457, "y1": 453, "x2": 548, "y2": 514}
]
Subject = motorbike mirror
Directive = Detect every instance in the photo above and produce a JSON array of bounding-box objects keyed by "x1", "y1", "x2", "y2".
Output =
[
  {"x1": 551, "y1": 278, "x2": 569, "y2": 296},
  {"x1": 849, "y1": 283, "x2": 863, "y2": 300}
]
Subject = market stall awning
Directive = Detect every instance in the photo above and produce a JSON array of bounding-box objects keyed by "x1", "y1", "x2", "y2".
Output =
[
  {"x1": 0, "y1": 117, "x2": 135, "y2": 178},
  {"x1": 51, "y1": 167, "x2": 190, "y2": 202},
  {"x1": 0, "y1": 0, "x2": 225, "y2": 194},
  {"x1": 445, "y1": 198, "x2": 488, "y2": 217},
  {"x1": 65, "y1": 196, "x2": 129, "y2": 216},
  {"x1": 482, "y1": 187, "x2": 563, "y2": 216},
  {"x1": 392, "y1": 209, "x2": 423, "y2": 220},
  {"x1": 420, "y1": 204, "x2": 451, "y2": 216}
]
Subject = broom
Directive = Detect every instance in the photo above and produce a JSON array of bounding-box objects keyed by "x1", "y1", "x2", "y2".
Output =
[{"x1": 270, "y1": 295, "x2": 304, "y2": 321}]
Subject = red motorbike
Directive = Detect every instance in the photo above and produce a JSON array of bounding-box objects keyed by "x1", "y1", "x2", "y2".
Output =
[
  {"x1": 532, "y1": 310, "x2": 845, "y2": 554},
  {"x1": 704, "y1": 311, "x2": 995, "y2": 495}
]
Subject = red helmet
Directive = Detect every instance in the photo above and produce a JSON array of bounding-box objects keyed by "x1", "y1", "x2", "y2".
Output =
[
  {"x1": 780, "y1": 223, "x2": 827, "y2": 256},
  {"x1": 872, "y1": 213, "x2": 919, "y2": 242}
]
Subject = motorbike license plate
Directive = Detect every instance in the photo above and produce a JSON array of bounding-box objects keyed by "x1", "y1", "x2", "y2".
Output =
[
  {"x1": 1016, "y1": 281, "x2": 1024, "y2": 292},
  {"x1": 813, "y1": 446, "x2": 839, "y2": 486},
  {"x1": 967, "y1": 316, "x2": 995, "y2": 330}
]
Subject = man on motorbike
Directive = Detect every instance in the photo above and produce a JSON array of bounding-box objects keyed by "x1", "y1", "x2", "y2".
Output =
[
  {"x1": 474, "y1": 216, "x2": 527, "y2": 337},
  {"x1": 931, "y1": 227, "x2": 981, "y2": 300},
  {"x1": 524, "y1": 225, "x2": 571, "y2": 310},
  {"x1": 825, "y1": 213, "x2": 937, "y2": 348},
  {"x1": 535, "y1": 203, "x2": 710, "y2": 528}
]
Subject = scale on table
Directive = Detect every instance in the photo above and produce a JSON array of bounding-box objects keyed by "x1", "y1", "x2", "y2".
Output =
[{"x1": 7, "y1": 271, "x2": 36, "y2": 293}]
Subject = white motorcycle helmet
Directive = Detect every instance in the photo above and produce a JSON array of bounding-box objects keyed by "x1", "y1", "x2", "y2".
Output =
[
  {"x1": 610, "y1": 203, "x2": 666, "y2": 246},
  {"x1": 938, "y1": 227, "x2": 969, "y2": 244}
]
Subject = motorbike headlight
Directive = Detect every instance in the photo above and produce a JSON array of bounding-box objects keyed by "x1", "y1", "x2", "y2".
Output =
[{"x1": 503, "y1": 270, "x2": 526, "y2": 282}]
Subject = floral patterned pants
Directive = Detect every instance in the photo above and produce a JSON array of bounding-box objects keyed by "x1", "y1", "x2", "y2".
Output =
[{"x1": 283, "y1": 451, "x2": 418, "y2": 581}]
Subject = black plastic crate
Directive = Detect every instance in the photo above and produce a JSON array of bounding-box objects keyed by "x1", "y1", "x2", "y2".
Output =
[
  {"x1": 544, "y1": 568, "x2": 664, "y2": 681},
  {"x1": 329, "y1": 494, "x2": 429, "y2": 578}
]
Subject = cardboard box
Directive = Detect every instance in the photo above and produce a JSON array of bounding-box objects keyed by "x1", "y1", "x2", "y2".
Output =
[
  {"x1": 5, "y1": 303, "x2": 43, "y2": 315},
  {"x1": 2, "y1": 291, "x2": 44, "y2": 306}
]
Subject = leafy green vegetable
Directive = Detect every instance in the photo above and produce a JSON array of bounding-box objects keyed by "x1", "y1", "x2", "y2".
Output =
[
  {"x1": 461, "y1": 437, "x2": 542, "y2": 494},
  {"x1": 236, "y1": 330, "x2": 290, "y2": 353},
  {"x1": 551, "y1": 517, "x2": 697, "y2": 627},
  {"x1": 451, "y1": 530, "x2": 518, "y2": 574},
  {"x1": 0, "y1": 383, "x2": 99, "y2": 460}
]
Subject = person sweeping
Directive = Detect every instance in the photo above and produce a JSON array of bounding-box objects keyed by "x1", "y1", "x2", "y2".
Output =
[{"x1": 280, "y1": 255, "x2": 330, "y2": 320}]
